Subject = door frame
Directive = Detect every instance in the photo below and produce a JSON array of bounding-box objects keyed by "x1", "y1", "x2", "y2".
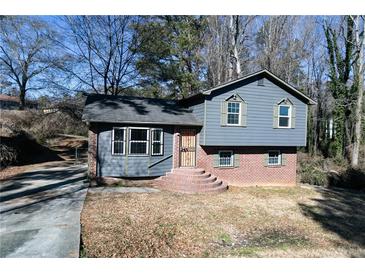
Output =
[{"x1": 179, "y1": 128, "x2": 197, "y2": 167}]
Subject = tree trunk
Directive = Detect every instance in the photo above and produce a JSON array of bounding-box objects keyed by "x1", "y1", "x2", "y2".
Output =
[
  {"x1": 19, "y1": 87, "x2": 26, "y2": 110},
  {"x1": 351, "y1": 16, "x2": 365, "y2": 167},
  {"x1": 229, "y1": 16, "x2": 241, "y2": 80}
]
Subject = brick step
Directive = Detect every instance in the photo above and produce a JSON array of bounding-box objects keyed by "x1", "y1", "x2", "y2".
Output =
[
  {"x1": 156, "y1": 179, "x2": 222, "y2": 190},
  {"x1": 159, "y1": 182, "x2": 228, "y2": 194},
  {"x1": 154, "y1": 167, "x2": 228, "y2": 194},
  {"x1": 159, "y1": 175, "x2": 217, "y2": 184},
  {"x1": 171, "y1": 168, "x2": 205, "y2": 175},
  {"x1": 164, "y1": 172, "x2": 212, "y2": 181}
]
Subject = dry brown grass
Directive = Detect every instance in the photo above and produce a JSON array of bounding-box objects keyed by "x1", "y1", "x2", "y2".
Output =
[{"x1": 81, "y1": 186, "x2": 365, "y2": 258}]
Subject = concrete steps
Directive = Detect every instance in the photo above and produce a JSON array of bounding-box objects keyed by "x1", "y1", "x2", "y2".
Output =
[{"x1": 154, "y1": 168, "x2": 228, "y2": 194}]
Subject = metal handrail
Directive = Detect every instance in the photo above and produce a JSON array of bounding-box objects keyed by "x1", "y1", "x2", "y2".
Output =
[{"x1": 148, "y1": 154, "x2": 173, "y2": 168}]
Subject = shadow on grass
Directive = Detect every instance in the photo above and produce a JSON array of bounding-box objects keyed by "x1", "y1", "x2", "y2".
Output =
[
  {"x1": 299, "y1": 187, "x2": 365, "y2": 247},
  {"x1": 327, "y1": 168, "x2": 365, "y2": 190}
]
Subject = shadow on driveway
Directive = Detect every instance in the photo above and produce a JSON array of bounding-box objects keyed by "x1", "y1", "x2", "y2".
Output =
[
  {"x1": 0, "y1": 163, "x2": 88, "y2": 213},
  {"x1": 0, "y1": 162, "x2": 88, "y2": 258}
]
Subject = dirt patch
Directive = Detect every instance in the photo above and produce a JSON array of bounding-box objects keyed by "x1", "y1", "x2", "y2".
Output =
[
  {"x1": 81, "y1": 186, "x2": 365, "y2": 258},
  {"x1": 0, "y1": 165, "x2": 29, "y2": 181},
  {"x1": 91, "y1": 177, "x2": 156, "y2": 188}
]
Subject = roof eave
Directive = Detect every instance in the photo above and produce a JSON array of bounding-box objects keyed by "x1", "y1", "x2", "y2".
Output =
[
  {"x1": 82, "y1": 118, "x2": 203, "y2": 127},
  {"x1": 197, "y1": 69, "x2": 317, "y2": 105}
]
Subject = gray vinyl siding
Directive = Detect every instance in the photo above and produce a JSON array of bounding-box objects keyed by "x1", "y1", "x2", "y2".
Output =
[
  {"x1": 203, "y1": 77, "x2": 307, "y2": 146},
  {"x1": 189, "y1": 99, "x2": 206, "y2": 143},
  {"x1": 190, "y1": 101, "x2": 205, "y2": 122},
  {"x1": 97, "y1": 123, "x2": 174, "y2": 177}
]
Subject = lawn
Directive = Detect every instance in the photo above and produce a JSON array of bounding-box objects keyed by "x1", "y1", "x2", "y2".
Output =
[{"x1": 80, "y1": 186, "x2": 365, "y2": 258}]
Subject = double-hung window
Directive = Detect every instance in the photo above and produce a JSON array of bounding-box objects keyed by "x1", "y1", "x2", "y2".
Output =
[
  {"x1": 129, "y1": 128, "x2": 149, "y2": 155},
  {"x1": 151, "y1": 128, "x2": 163, "y2": 156},
  {"x1": 227, "y1": 102, "x2": 240, "y2": 125},
  {"x1": 112, "y1": 127, "x2": 126, "y2": 155},
  {"x1": 219, "y1": 151, "x2": 233, "y2": 167},
  {"x1": 278, "y1": 105, "x2": 291, "y2": 128},
  {"x1": 268, "y1": 151, "x2": 281, "y2": 166}
]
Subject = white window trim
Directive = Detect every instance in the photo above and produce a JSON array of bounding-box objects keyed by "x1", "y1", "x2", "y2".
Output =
[
  {"x1": 218, "y1": 150, "x2": 234, "y2": 167},
  {"x1": 278, "y1": 105, "x2": 292, "y2": 128},
  {"x1": 268, "y1": 150, "x2": 282, "y2": 166},
  {"x1": 128, "y1": 127, "x2": 150, "y2": 156},
  {"x1": 227, "y1": 101, "x2": 241, "y2": 126},
  {"x1": 151, "y1": 128, "x2": 164, "y2": 156},
  {"x1": 111, "y1": 127, "x2": 126, "y2": 155}
]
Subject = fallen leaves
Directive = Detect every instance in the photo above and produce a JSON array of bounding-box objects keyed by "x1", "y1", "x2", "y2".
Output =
[{"x1": 80, "y1": 186, "x2": 365, "y2": 258}]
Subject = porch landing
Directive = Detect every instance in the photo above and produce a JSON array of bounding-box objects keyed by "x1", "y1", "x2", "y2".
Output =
[{"x1": 154, "y1": 168, "x2": 228, "y2": 194}]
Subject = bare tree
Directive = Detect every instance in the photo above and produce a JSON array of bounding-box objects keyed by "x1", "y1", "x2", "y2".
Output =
[
  {"x1": 351, "y1": 15, "x2": 365, "y2": 167},
  {"x1": 228, "y1": 16, "x2": 256, "y2": 80},
  {"x1": 205, "y1": 16, "x2": 255, "y2": 86},
  {"x1": 228, "y1": 15, "x2": 241, "y2": 80},
  {"x1": 254, "y1": 16, "x2": 309, "y2": 85},
  {"x1": 0, "y1": 16, "x2": 53, "y2": 109},
  {"x1": 55, "y1": 16, "x2": 139, "y2": 95},
  {"x1": 205, "y1": 16, "x2": 229, "y2": 86}
]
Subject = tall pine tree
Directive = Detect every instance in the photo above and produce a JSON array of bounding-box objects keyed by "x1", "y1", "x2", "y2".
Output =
[{"x1": 133, "y1": 16, "x2": 206, "y2": 98}]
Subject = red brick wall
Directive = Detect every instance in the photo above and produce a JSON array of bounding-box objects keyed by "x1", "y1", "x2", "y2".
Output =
[
  {"x1": 88, "y1": 125, "x2": 97, "y2": 178},
  {"x1": 196, "y1": 144, "x2": 297, "y2": 186}
]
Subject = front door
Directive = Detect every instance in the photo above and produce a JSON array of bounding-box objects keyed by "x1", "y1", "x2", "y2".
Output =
[{"x1": 180, "y1": 128, "x2": 196, "y2": 167}]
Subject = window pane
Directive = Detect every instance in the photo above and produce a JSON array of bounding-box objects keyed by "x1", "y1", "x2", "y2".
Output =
[
  {"x1": 152, "y1": 129, "x2": 161, "y2": 141},
  {"x1": 152, "y1": 143, "x2": 162, "y2": 155},
  {"x1": 279, "y1": 106, "x2": 289, "y2": 116},
  {"x1": 113, "y1": 141, "x2": 124, "y2": 154},
  {"x1": 268, "y1": 152, "x2": 280, "y2": 165},
  {"x1": 219, "y1": 152, "x2": 232, "y2": 166},
  {"x1": 114, "y1": 128, "x2": 124, "y2": 141},
  {"x1": 130, "y1": 142, "x2": 147, "y2": 154},
  {"x1": 228, "y1": 102, "x2": 240, "y2": 113},
  {"x1": 130, "y1": 129, "x2": 148, "y2": 141},
  {"x1": 228, "y1": 113, "x2": 239, "y2": 125},
  {"x1": 279, "y1": 117, "x2": 289, "y2": 127}
]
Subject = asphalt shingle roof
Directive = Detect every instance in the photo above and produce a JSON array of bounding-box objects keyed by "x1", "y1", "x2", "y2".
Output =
[{"x1": 82, "y1": 94, "x2": 202, "y2": 126}]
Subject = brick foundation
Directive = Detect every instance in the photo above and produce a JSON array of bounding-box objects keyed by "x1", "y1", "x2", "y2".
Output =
[
  {"x1": 88, "y1": 125, "x2": 97, "y2": 178},
  {"x1": 196, "y1": 145, "x2": 297, "y2": 186}
]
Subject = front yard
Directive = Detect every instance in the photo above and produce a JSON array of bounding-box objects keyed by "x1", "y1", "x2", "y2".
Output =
[{"x1": 80, "y1": 186, "x2": 365, "y2": 258}]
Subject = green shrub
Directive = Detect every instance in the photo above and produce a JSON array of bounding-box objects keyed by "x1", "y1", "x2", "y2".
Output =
[
  {"x1": 298, "y1": 154, "x2": 329, "y2": 186},
  {"x1": 300, "y1": 165, "x2": 328, "y2": 186},
  {"x1": 299, "y1": 152, "x2": 365, "y2": 190}
]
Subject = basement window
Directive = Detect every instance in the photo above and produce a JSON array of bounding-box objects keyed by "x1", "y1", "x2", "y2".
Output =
[
  {"x1": 268, "y1": 151, "x2": 282, "y2": 166},
  {"x1": 219, "y1": 151, "x2": 233, "y2": 167}
]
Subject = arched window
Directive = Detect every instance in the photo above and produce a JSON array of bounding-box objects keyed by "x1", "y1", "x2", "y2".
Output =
[
  {"x1": 273, "y1": 98, "x2": 296, "y2": 129},
  {"x1": 220, "y1": 94, "x2": 247, "y2": 127}
]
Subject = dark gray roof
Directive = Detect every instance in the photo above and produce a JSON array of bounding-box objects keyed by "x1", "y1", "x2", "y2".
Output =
[{"x1": 82, "y1": 94, "x2": 202, "y2": 126}]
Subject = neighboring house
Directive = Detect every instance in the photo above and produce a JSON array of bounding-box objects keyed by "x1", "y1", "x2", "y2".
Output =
[
  {"x1": 0, "y1": 94, "x2": 39, "y2": 110},
  {"x1": 0, "y1": 94, "x2": 20, "y2": 110},
  {"x1": 82, "y1": 70, "x2": 316, "y2": 193}
]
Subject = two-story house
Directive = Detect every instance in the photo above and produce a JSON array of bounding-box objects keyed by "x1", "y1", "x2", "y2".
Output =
[{"x1": 82, "y1": 70, "x2": 316, "y2": 193}]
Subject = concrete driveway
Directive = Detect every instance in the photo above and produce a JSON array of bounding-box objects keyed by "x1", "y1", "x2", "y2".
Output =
[{"x1": 0, "y1": 162, "x2": 88, "y2": 258}]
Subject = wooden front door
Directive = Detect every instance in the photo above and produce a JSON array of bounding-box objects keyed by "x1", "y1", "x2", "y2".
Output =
[{"x1": 180, "y1": 128, "x2": 196, "y2": 167}]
